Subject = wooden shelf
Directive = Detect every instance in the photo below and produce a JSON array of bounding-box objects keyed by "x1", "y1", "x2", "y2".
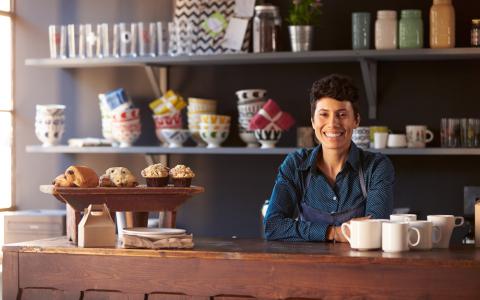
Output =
[
  {"x1": 27, "y1": 48, "x2": 480, "y2": 120},
  {"x1": 25, "y1": 48, "x2": 480, "y2": 68},
  {"x1": 25, "y1": 145, "x2": 480, "y2": 156}
]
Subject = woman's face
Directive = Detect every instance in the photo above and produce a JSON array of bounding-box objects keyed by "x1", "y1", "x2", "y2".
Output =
[{"x1": 311, "y1": 97, "x2": 359, "y2": 152}]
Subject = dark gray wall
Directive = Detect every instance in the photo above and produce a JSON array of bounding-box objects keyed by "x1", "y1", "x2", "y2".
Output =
[{"x1": 15, "y1": 0, "x2": 480, "y2": 243}]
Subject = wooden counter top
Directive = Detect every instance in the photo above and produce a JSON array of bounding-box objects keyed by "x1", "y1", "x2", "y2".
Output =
[
  {"x1": 4, "y1": 236, "x2": 480, "y2": 267},
  {"x1": 3, "y1": 237, "x2": 480, "y2": 299}
]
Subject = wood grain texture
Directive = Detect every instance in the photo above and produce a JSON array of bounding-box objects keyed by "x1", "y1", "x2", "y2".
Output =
[
  {"x1": 2, "y1": 251, "x2": 19, "y2": 300},
  {"x1": 4, "y1": 237, "x2": 480, "y2": 299}
]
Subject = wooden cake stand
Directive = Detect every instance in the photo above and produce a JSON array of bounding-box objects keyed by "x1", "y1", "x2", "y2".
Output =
[{"x1": 40, "y1": 185, "x2": 204, "y2": 243}]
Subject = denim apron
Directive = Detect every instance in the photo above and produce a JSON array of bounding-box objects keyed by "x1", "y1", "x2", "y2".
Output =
[{"x1": 299, "y1": 166, "x2": 367, "y2": 226}]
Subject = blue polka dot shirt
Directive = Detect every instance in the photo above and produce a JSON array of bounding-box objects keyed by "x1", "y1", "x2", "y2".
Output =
[{"x1": 264, "y1": 143, "x2": 395, "y2": 242}]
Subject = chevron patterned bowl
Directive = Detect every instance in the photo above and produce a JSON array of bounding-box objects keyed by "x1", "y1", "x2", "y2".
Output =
[{"x1": 254, "y1": 129, "x2": 282, "y2": 149}]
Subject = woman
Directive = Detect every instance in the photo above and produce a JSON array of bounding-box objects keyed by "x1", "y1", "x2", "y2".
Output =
[{"x1": 263, "y1": 74, "x2": 394, "y2": 242}]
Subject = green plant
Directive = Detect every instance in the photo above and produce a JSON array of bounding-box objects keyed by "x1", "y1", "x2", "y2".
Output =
[{"x1": 287, "y1": 0, "x2": 323, "y2": 26}]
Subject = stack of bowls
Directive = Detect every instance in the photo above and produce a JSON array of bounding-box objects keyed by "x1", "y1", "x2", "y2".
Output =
[
  {"x1": 111, "y1": 108, "x2": 141, "y2": 147},
  {"x1": 187, "y1": 98, "x2": 217, "y2": 147},
  {"x1": 153, "y1": 112, "x2": 182, "y2": 146},
  {"x1": 235, "y1": 89, "x2": 267, "y2": 148},
  {"x1": 35, "y1": 104, "x2": 66, "y2": 146},
  {"x1": 199, "y1": 114, "x2": 231, "y2": 148}
]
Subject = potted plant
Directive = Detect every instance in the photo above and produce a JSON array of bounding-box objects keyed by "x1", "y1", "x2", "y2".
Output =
[{"x1": 287, "y1": 0, "x2": 323, "y2": 52}]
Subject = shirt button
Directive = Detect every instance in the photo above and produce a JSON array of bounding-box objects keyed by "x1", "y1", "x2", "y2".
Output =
[{"x1": 333, "y1": 196, "x2": 337, "y2": 201}]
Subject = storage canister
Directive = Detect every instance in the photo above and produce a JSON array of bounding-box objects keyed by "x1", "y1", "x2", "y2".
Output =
[
  {"x1": 471, "y1": 19, "x2": 480, "y2": 47},
  {"x1": 375, "y1": 10, "x2": 397, "y2": 50},
  {"x1": 430, "y1": 0, "x2": 455, "y2": 48},
  {"x1": 253, "y1": 5, "x2": 278, "y2": 53},
  {"x1": 399, "y1": 10, "x2": 423, "y2": 49},
  {"x1": 352, "y1": 12, "x2": 371, "y2": 50}
]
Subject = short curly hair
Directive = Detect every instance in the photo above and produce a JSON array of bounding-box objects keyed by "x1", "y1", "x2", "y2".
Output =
[{"x1": 309, "y1": 74, "x2": 360, "y2": 119}]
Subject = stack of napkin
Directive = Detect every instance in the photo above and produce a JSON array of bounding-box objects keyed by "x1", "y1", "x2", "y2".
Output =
[
  {"x1": 248, "y1": 99, "x2": 295, "y2": 131},
  {"x1": 122, "y1": 233, "x2": 194, "y2": 249}
]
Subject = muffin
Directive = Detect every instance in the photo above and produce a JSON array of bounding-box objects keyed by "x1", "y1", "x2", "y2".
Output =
[
  {"x1": 99, "y1": 167, "x2": 138, "y2": 187},
  {"x1": 141, "y1": 163, "x2": 169, "y2": 187},
  {"x1": 169, "y1": 164, "x2": 195, "y2": 187}
]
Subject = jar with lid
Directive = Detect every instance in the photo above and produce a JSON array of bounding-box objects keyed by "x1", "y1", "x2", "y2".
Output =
[
  {"x1": 253, "y1": 5, "x2": 278, "y2": 53},
  {"x1": 399, "y1": 10, "x2": 423, "y2": 49},
  {"x1": 471, "y1": 19, "x2": 480, "y2": 47},
  {"x1": 375, "y1": 10, "x2": 398, "y2": 50},
  {"x1": 430, "y1": 0, "x2": 455, "y2": 48}
]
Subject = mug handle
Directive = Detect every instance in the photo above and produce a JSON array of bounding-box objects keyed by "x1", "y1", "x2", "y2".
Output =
[
  {"x1": 341, "y1": 222, "x2": 352, "y2": 244},
  {"x1": 408, "y1": 227, "x2": 421, "y2": 247},
  {"x1": 454, "y1": 216, "x2": 464, "y2": 227},
  {"x1": 425, "y1": 129, "x2": 434, "y2": 143},
  {"x1": 432, "y1": 225, "x2": 442, "y2": 244}
]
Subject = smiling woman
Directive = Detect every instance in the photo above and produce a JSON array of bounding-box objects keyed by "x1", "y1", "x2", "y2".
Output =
[
  {"x1": 263, "y1": 74, "x2": 395, "y2": 243},
  {"x1": 0, "y1": 1, "x2": 13, "y2": 210}
]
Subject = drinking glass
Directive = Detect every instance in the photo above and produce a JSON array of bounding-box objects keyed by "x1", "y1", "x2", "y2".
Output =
[
  {"x1": 461, "y1": 118, "x2": 480, "y2": 147},
  {"x1": 67, "y1": 24, "x2": 76, "y2": 58},
  {"x1": 49, "y1": 25, "x2": 67, "y2": 59},
  {"x1": 441, "y1": 118, "x2": 460, "y2": 147},
  {"x1": 138, "y1": 22, "x2": 156, "y2": 57}
]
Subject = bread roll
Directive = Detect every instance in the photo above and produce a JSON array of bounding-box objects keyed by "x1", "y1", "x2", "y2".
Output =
[
  {"x1": 52, "y1": 173, "x2": 75, "y2": 187},
  {"x1": 65, "y1": 166, "x2": 99, "y2": 188}
]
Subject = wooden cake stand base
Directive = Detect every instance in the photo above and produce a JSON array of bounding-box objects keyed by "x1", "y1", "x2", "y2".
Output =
[{"x1": 40, "y1": 185, "x2": 204, "y2": 243}]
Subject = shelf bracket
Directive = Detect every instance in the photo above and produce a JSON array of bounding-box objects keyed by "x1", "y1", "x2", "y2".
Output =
[
  {"x1": 144, "y1": 154, "x2": 169, "y2": 165},
  {"x1": 144, "y1": 66, "x2": 168, "y2": 98},
  {"x1": 359, "y1": 59, "x2": 377, "y2": 119}
]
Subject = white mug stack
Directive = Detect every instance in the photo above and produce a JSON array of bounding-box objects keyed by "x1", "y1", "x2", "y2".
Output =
[
  {"x1": 341, "y1": 213, "x2": 464, "y2": 252},
  {"x1": 35, "y1": 104, "x2": 66, "y2": 146}
]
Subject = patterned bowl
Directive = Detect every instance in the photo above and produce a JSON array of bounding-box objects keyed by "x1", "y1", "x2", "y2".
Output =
[
  {"x1": 160, "y1": 128, "x2": 190, "y2": 148},
  {"x1": 254, "y1": 129, "x2": 282, "y2": 149},
  {"x1": 112, "y1": 119, "x2": 141, "y2": 147},
  {"x1": 199, "y1": 128, "x2": 230, "y2": 148}
]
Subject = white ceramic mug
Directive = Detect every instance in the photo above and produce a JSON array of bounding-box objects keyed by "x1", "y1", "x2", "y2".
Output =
[
  {"x1": 406, "y1": 125, "x2": 434, "y2": 148},
  {"x1": 382, "y1": 221, "x2": 421, "y2": 252},
  {"x1": 373, "y1": 132, "x2": 388, "y2": 149},
  {"x1": 427, "y1": 215, "x2": 464, "y2": 248},
  {"x1": 408, "y1": 220, "x2": 442, "y2": 250},
  {"x1": 390, "y1": 214, "x2": 417, "y2": 222},
  {"x1": 341, "y1": 220, "x2": 382, "y2": 250},
  {"x1": 387, "y1": 133, "x2": 407, "y2": 148}
]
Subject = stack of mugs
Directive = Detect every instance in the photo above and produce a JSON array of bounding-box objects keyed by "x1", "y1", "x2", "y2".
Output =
[
  {"x1": 199, "y1": 114, "x2": 231, "y2": 148},
  {"x1": 111, "y1": 107, "x2": 142, "y2": 147},
  {"x1": 235, "y1": 89, "x2": 267, "y2": 148},
  {"x1": 341, "y1": 213, "x2": 464, "y2": 252},
  {"x1": 187, "y1": 98, "x2": 217, "y2": 147},
  {"x1": 35, "y1": 104, "x2": 66, "y2": 146}
]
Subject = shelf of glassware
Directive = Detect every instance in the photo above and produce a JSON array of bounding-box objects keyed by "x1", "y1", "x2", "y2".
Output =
[
  {"x1": 24, "y1": 48, "x2": 480, "y2": 68},
  {"x1": 25, "y1": 145, "x2": 480, "y2": 155}
]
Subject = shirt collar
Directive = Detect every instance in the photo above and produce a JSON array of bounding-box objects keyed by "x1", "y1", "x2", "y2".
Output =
[{"x1": 298, "y1": 142, "x2": 361, "y2": 172}]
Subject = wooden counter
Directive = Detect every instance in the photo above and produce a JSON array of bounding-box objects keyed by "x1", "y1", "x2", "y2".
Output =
[{"x1": 3, "y1": 237, "x2": 480, "y2": 299}]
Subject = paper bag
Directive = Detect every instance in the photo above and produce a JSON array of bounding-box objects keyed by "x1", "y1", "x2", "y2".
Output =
[
  {"x1": 476, "y1": 201, "x2": 480, "y2": 247},
  {"x1": 78, "y1": 204, "x2": 116, "y2": 248}
]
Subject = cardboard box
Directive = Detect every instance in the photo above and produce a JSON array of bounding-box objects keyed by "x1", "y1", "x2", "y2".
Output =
[
  {"x1": 476, "y1": 201, "x2": 480, "y2": 248},
  {"x1": 78, "y1": 204, "x2": 115, "y2": 248}
]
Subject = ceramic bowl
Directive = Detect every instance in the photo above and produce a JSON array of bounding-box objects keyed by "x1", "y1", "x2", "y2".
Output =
[
  {"x1": 112, "y1": 119, "x2": 141, "y2": 147},
  {"x1": 160, "y1": 128, "x2": 190, "y2": 148},
  {"x1": 112, "y1": 108, "x2": 140, "y2": 123},
  {"x1": 254, "y1": 129, "x2": 282, "y2": 149},
  {"x1": 187, "y1": 98, "x2": 217, "y2": 113},
  {"x1": 36, "y1": 104, "x2": 66, "y2": 117},
  {"x1": 153, "y1": 113, "x2": 182, "y2": 129},
  {"x1": 200, "y1": 114, "x2": 231, "y2": 125},
  {"x1": 235, "y1": 89, "x2": 267, "y2": 104},
  {"x1": 35, "y1": 116, "x2": 65, "y2": 146},
  {"x1": 239, "y1": 127, "x2": 259, "y2": 148},
  {"x1": 199, "y1": 128, "x2": 230, "y2": 148}
]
